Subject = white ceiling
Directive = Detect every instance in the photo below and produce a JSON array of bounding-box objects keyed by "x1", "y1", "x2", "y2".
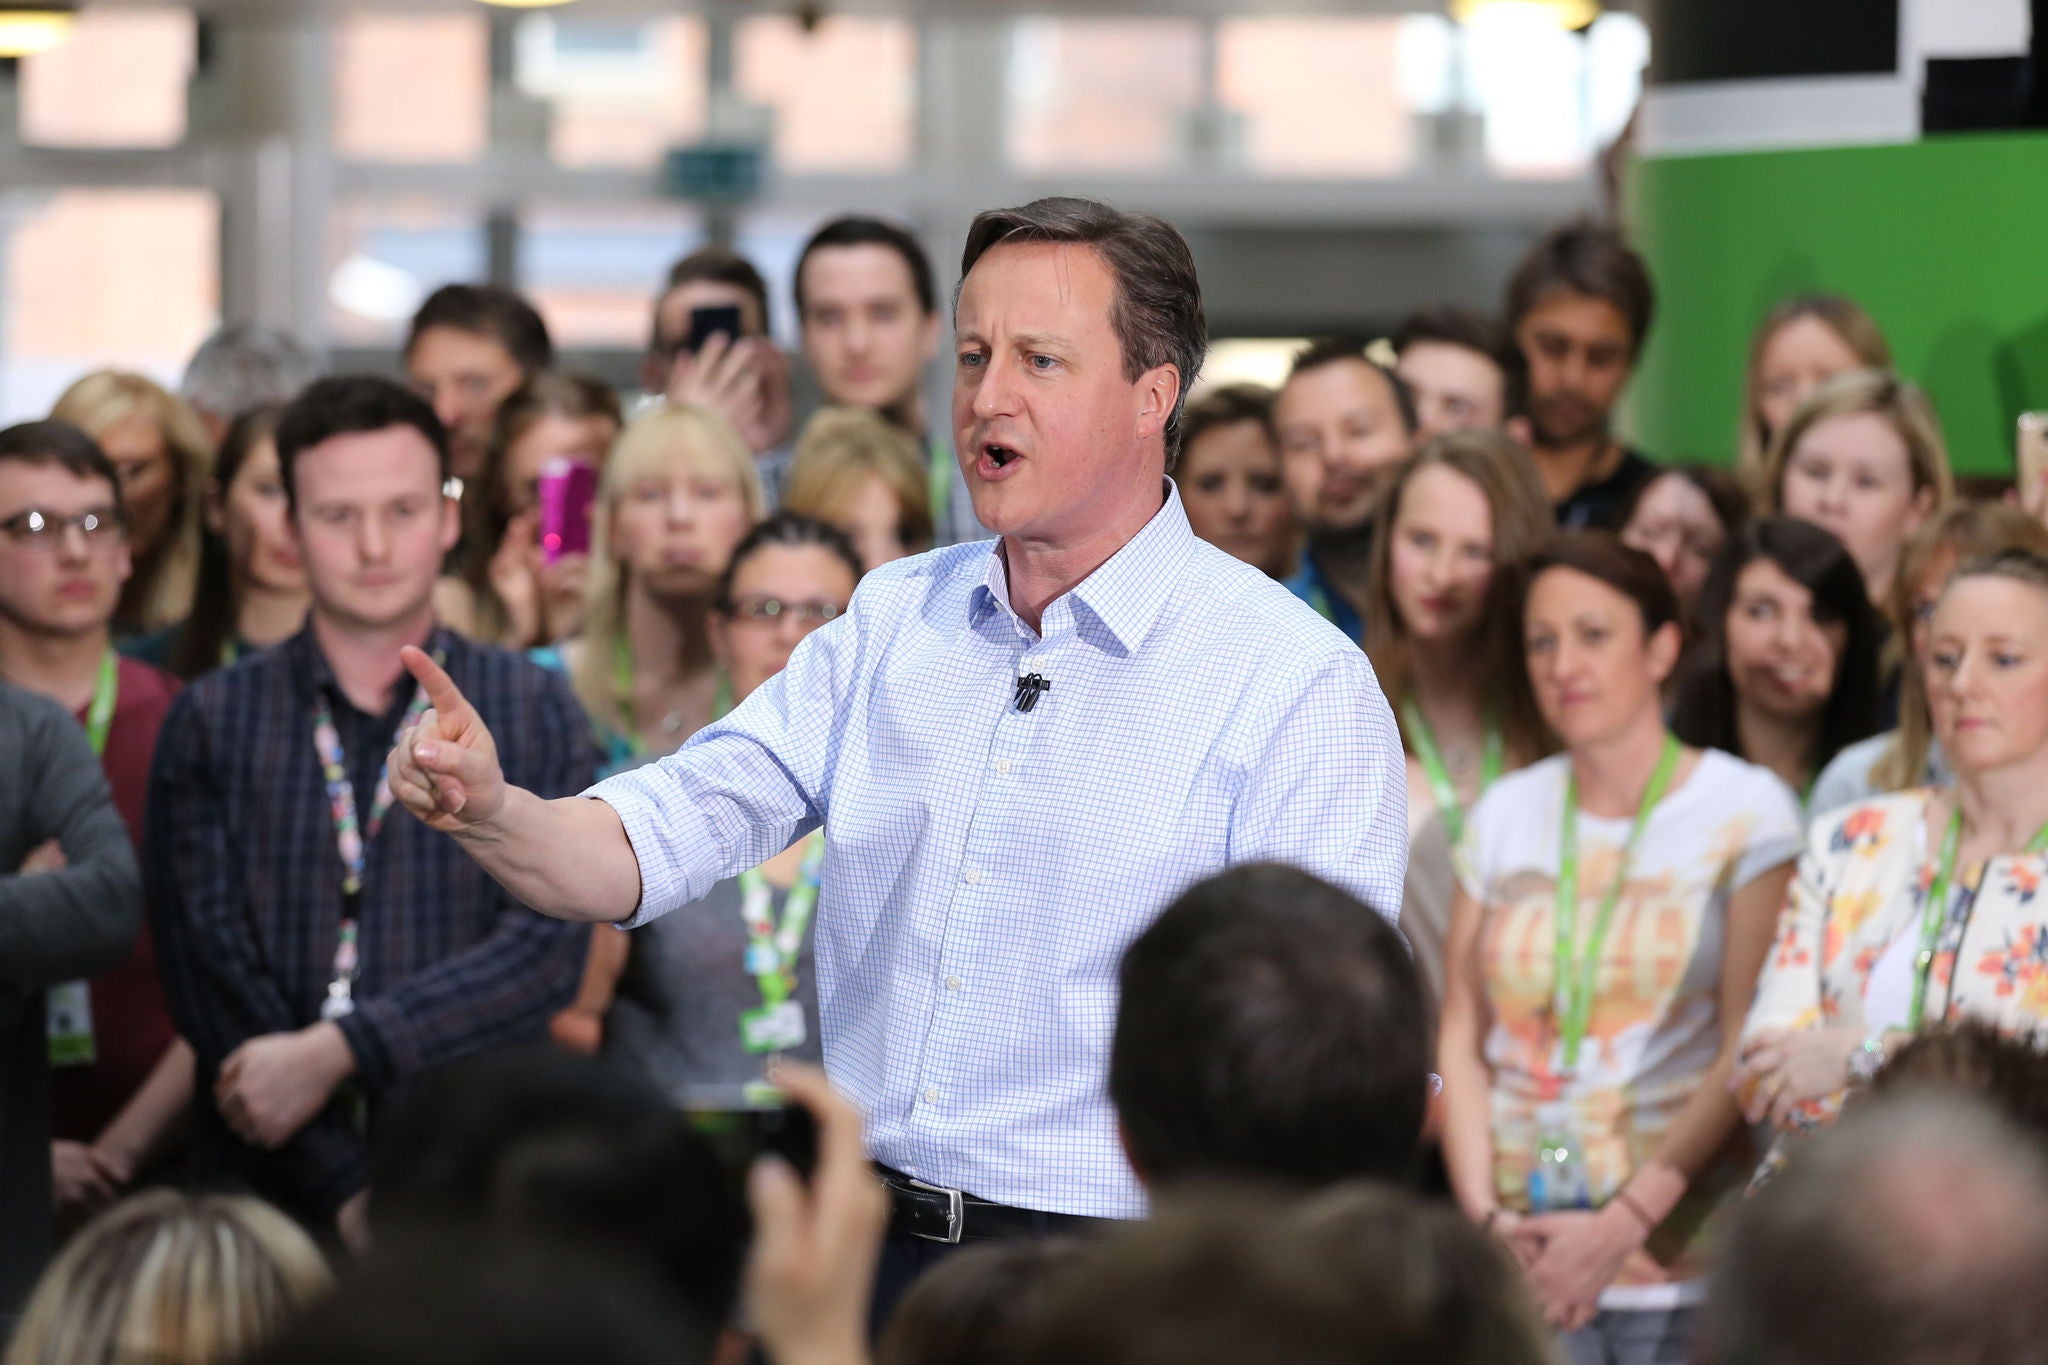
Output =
[{"x1": 99, "y1": 0, "x2": 1642, "y2": 20}]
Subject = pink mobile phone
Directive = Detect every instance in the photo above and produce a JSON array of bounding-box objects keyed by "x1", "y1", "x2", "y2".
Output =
[{"x1": 537, "y1": 458, "x2": 599, "y2": 564}]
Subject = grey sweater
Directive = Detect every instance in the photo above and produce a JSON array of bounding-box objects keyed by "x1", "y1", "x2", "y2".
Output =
[{"x1": 0, "y1": 680, "x2": 140, "y2": 1312}]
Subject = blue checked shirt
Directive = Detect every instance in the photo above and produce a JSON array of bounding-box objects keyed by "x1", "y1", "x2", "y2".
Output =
[
  {"x1": 147, "y1": 626, "x2": 594, "y2": 1220},
  {"x1": 590, "y1": 483, "x2": 1407, "y2": 1217}
]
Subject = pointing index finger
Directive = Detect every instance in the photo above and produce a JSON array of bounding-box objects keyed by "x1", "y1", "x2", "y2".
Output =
[{"x1": 400, "y1": 644, "x2": 470, "y2": 724}]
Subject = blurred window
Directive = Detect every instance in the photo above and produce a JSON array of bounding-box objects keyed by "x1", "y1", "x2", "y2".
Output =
[
  {"x1": 735, "y1": 16, "x2": 916, "y2": 173},
  {"x1": 1217, "y1": 18, "x2": 1409, "y2": 176},
  {"x1": 20, "y1": 8, "x2": 196, "y2": 148},
  {"x1": 1007, "y1": 19, "x2": 1204, "y2": 173},
  {"x1": 327, "y1": 199, "x2": 487, "y2": 347},
  {"x1": 1, "y1": 189, "x2": 218, "y2": 421},
  {"x1": 515, "y1": 15, "x2": 708, "y2": 170},
  {"x1": 519, "y1": 203, "x2": 704, "y2": 350},
  {"x1": 334, "y1": 13, "x2": 488, "y2": 163}
]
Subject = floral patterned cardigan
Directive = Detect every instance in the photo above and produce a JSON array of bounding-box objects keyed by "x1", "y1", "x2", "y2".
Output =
[{"x1": 1741, "y1": 789, "x2": 2048, "y2": 1137}]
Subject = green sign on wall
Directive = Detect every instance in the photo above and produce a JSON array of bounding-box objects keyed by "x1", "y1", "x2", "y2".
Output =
[{"x1": 1628, "y1": 132, "x2": 2048, "y2": 480}]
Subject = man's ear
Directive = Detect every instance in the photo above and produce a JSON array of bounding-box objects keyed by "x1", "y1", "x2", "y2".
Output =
[{"x1": 1134, "y1": 363, "x2": 1181, "y2": 447}]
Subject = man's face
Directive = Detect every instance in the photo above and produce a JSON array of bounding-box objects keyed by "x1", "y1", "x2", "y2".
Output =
[
  {"x1": 1274, "y1": 359, "x2": 1413, "y2": 534},
  {"x1": 290, "y1": 425, "x2": 458, "y2": 633},
  {"x1": 0, "y1": 462, "x2": 129, "y2": 639},
  {"x1": 1395, "y1": 341, "x2": 1509, "y2": 442},
  {"x1": 1515, "y1": 289, "x2": 1636, "y2": 449},
  {"x1": 800, "y1": 243, "x2": 939, "y2": 413},
  {"x1": 405, "y1": 326, "x2": 526, "y2": 481},
  {"x1": 645, "y1": 280, "x2": 767, "y2": 395},
  {"x1": 952, "y1": 241, "x2": 1175, "y2": 545}
]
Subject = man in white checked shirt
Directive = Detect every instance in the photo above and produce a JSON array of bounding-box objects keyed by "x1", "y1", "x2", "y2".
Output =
[{"x1": 388, "y1": 196, "x2": 1407, "y2": 1304}]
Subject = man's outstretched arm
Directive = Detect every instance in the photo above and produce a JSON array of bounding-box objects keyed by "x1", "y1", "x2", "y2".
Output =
[{"x1": 387, "y1": 646, "x2": 644, "y2": 923}]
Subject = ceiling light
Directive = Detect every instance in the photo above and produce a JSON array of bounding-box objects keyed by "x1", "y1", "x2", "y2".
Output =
[
  {"x1": 1448, "y1": 0, "x2": 1602, "y2": 32},
  {"x1": 0, "y1": 3, "x2": 74, "y2": 57}
]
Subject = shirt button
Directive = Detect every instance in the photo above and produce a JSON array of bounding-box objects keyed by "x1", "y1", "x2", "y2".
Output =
[
  {"x1": 924, "y1": 1087, "x2": 939, "y2": 1104},
  {"x1": 946, "y1": 975, "x2": 962, "y2": 991},
  {"x1": 993, "y1": 758, "x2": 1011, "y2": 776},
  {"x1": 962, "y1": 867, "x2": 982, "y2": 885}
]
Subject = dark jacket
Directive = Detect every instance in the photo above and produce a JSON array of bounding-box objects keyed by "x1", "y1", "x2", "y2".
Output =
[{"x1": 0, "y1": 681, "x2": 141, "y2": 1311}]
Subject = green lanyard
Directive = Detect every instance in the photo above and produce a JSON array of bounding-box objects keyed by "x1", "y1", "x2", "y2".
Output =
[
  {"x1": 612, "y1": 636, "x2": 731, "y2": 755},
  {"x1": 1554, "y1": 733, "x2": 1682, "y2": 1071},
  {"x1": 929, "y1": 439, "x2": 951, "y2": 532},
  {"x1": 82, "y1": 650, "x2": 118, "y2": 758},
  {"x1": 737, "y1": 833, "x2": 825, "y2": 1009},
  {"x1": 1908, "y1": 807, "x2": 2048, "y2": 1031},
  {"x1": 1401, "y1": 698, "x2": 1502, "y2": 848},
  {"x1": 1306, "y1": 583, "x2": 1334, "y2": 624}
]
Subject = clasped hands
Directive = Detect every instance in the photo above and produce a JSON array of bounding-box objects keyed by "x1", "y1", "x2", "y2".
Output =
[
  {"x1": 1490, "y1": 1202, "x2": 1649, "y2": 1333},
  {"x1": 215, "y1": 1020, "x2": 356, "y2": 1150}
]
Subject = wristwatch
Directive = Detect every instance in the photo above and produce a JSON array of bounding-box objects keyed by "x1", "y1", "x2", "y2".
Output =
[{"x1": 1847, "y1": 1032, "x2": 1888, "y2": 1086}]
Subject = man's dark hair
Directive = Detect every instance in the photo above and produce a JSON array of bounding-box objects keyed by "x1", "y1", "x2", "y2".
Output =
[
  {"x1": 878, "y1": 1240, "x2": 1087, "y2": 1365},
  {"x1": 274, "y1": 375, "x2": 451, "y2": 515},
  {"x1": 1177, "y1": 383, "x2": 1275, "y2": 456},
  {"x1": 248, "y1": 1235, "x2": 706, "y2": 1365},
  {"x1": 1705, "y1": 1097, "x2": 2048, "y2": 1365},
  {"x1": 1671, "y1": 515, "x2": 1883, "y2": 774},
  {"x1": 370, "y1": 1049, "x2": 747, "y2": 1342},
  {"x1": 1285, "y1": 338, "x2": 1419, "y2": 437},
  {"x1": 1867, "y1": 1020, "x2": 2048, "y2": 1148},
  {"x1": 653, "y1": 247, "x2": 772, "y2": 356},
  {"x1": 0, "y1": 419, "x2": 123, "y2": 515},
  {"x1": 795, "y1": 215, "x2": 937, "y2": 318},
  {"x1": 405, "y1": 283, "x2": 555, "y2": 375},
  {"x1": 1504, "y1": 220, "x2": 1656, "y2": 354},
  {"x1": 1109, "y1": 863, "x2": 1427, "y2": 1189},
  {"x1": 1017, "y1": 1187, "x2": 1551, "y2": 1365},
  {"x1": 960, "y1": 197, "x2": 1207, "y2": 462},
  {"x1": 1392, "y1": 304, "x2": 1528, "y2": 419}
]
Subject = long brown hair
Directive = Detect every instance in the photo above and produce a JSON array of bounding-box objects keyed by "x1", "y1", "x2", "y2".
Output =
[
  {"x1": 1364, "y1": 431, "x2": 1554, "y2": 765},
  {"x1": 1870, "y1": 504, "x2": 2048, "y2": 792}
]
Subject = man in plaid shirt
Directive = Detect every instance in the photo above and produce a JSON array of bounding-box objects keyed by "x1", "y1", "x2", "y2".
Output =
[{"x1": 146, "y1": 376, "x2": 592, "y2": 1241}]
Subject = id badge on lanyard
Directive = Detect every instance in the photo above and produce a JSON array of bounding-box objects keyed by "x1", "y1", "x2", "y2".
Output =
[{"x1": 47, "y1": 651, "x2": 118, "y2": 1068}]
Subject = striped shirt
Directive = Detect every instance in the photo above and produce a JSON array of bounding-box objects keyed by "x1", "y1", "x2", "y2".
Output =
[
  {"x1": 590, "y1": 483, "x2": 1407, "y2": 1218},
  {"x1": 146, "y1": 625, "x2": 594, "y2": 1220}
]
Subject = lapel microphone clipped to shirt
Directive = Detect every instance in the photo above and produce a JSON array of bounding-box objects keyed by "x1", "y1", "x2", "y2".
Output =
[{"x1": 1013, "y1": 673, "x2": 1051, "y2": 713}]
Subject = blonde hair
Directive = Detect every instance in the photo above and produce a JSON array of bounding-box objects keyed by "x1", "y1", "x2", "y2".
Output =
[
  {"x1": 571, "y1": 403, "x2": 764, "y2": 730},
  {"x1": 1762, "y1": 368, "x2": 1953, "y2": 519},
  {"x1": 783, "y1": 407, "x2": 933, "y2": 556},
  {"x1": 1736, "y1": 295, "x2": 1893, "y2": 490},
  {"x1": 1870, "y1": 504, "x2": 2048, "y2": 792},
  {"x1": 4, "y1": 1190, "x2": 330, "y2": 1365},
  {"x1": 50, "y1": 370, "x2": 214, "y2": 631},
  {"x1": 1363, "y1": 430, "x2": 1556, "y2": 766}
]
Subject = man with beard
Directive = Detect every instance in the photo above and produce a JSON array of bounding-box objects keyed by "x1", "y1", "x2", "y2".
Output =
[{"x1": 1504, "y1": 223, "x2": 1658, "y2": 530}]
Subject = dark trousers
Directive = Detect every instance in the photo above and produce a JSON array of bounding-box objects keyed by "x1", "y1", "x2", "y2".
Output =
[{"x1": 868, "y1": 1206, "x2": 1116, "y2": 1341}]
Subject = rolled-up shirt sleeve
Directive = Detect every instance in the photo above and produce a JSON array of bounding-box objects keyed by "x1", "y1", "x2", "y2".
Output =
[{"x1": 587, "y1": 583, "x2": 864, "y2": 929}]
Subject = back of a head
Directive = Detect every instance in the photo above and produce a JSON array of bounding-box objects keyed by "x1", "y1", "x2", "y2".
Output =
[
  {"x1": 3, "y1": 1190, "x2": 330, "y2": 1365},
  {"x1": 1017, "y1": 1185, "x2": 1548, "y2": 1365},
  {"x1": 1705, "y1": 1095, "x2": 2048, "y2": 1365},
  {"x1": 1109, "y1": 863, "x2": 1427, "y2": 1190},
  {"x1": 1867, "y1": 1020, "x2": 2048, "y2": 1148},
  {"x1": 878, "y1": 1241, "x2": 1086, "y2": 1365},
  {"x1": 370, "y1": 1049, "x2": 746, "y2": 1340},
  {"x1": 180, "y1": 323, "x2": 323, "y2": 422},
  {"x1": 246, "y1": 1235, "x2": 702, "y2": 1365}
]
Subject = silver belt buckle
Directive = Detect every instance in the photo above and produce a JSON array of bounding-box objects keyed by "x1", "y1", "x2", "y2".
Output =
[{"x1": 907, "y1": 1176, "x2": 965, "y2": 1244}]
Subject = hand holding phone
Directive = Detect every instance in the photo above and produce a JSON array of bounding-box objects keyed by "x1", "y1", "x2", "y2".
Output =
[{"x1": 686, "y1": 304, "x2": 745, "y2": 356}]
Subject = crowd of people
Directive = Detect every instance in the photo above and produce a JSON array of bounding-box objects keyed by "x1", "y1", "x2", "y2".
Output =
[{"x1": 5, "y1": 190, "x2": 2048, "y2": 1365}]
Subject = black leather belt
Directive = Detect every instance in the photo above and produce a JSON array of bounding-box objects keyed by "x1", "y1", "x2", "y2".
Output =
[{"x1": 876, "y1": 1166, "x2": 1115, "y2": 1244}]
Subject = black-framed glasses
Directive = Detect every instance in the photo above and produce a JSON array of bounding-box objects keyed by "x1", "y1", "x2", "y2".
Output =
[
  {"x1": 727, "y1": 597, "x2": 845, "y2": 625},
  {"x1": 0, "y1": 506, "x2": 123, "y2": 546}
]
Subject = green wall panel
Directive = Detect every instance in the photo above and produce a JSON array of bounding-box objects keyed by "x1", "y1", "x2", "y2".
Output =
[{"x1": 1628, "y1": 133, "x2": 2048, "y2": 478}]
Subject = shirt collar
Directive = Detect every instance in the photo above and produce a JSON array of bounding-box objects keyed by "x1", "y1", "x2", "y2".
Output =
[
  {"x1": 289, "y1": 619, "x2": 454, "y2": 721},
  {"x1": 970, "y1": 480, "x2": 1197, "y2": 654}
]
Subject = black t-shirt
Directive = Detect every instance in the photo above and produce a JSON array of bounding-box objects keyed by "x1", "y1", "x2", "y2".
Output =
[{"x1": 1555, "y1": 447, "x2": 1656, "y2": 532}]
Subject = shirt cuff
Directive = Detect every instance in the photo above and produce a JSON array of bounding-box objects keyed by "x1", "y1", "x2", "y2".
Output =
[{"x1": 584, "y1": 766, "x2": 723, "y2": 930}]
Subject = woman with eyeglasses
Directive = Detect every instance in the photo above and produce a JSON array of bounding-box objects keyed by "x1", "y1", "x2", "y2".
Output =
[{"x1": 600, "y1": 513, "x2": 863, "y2": 1090}]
